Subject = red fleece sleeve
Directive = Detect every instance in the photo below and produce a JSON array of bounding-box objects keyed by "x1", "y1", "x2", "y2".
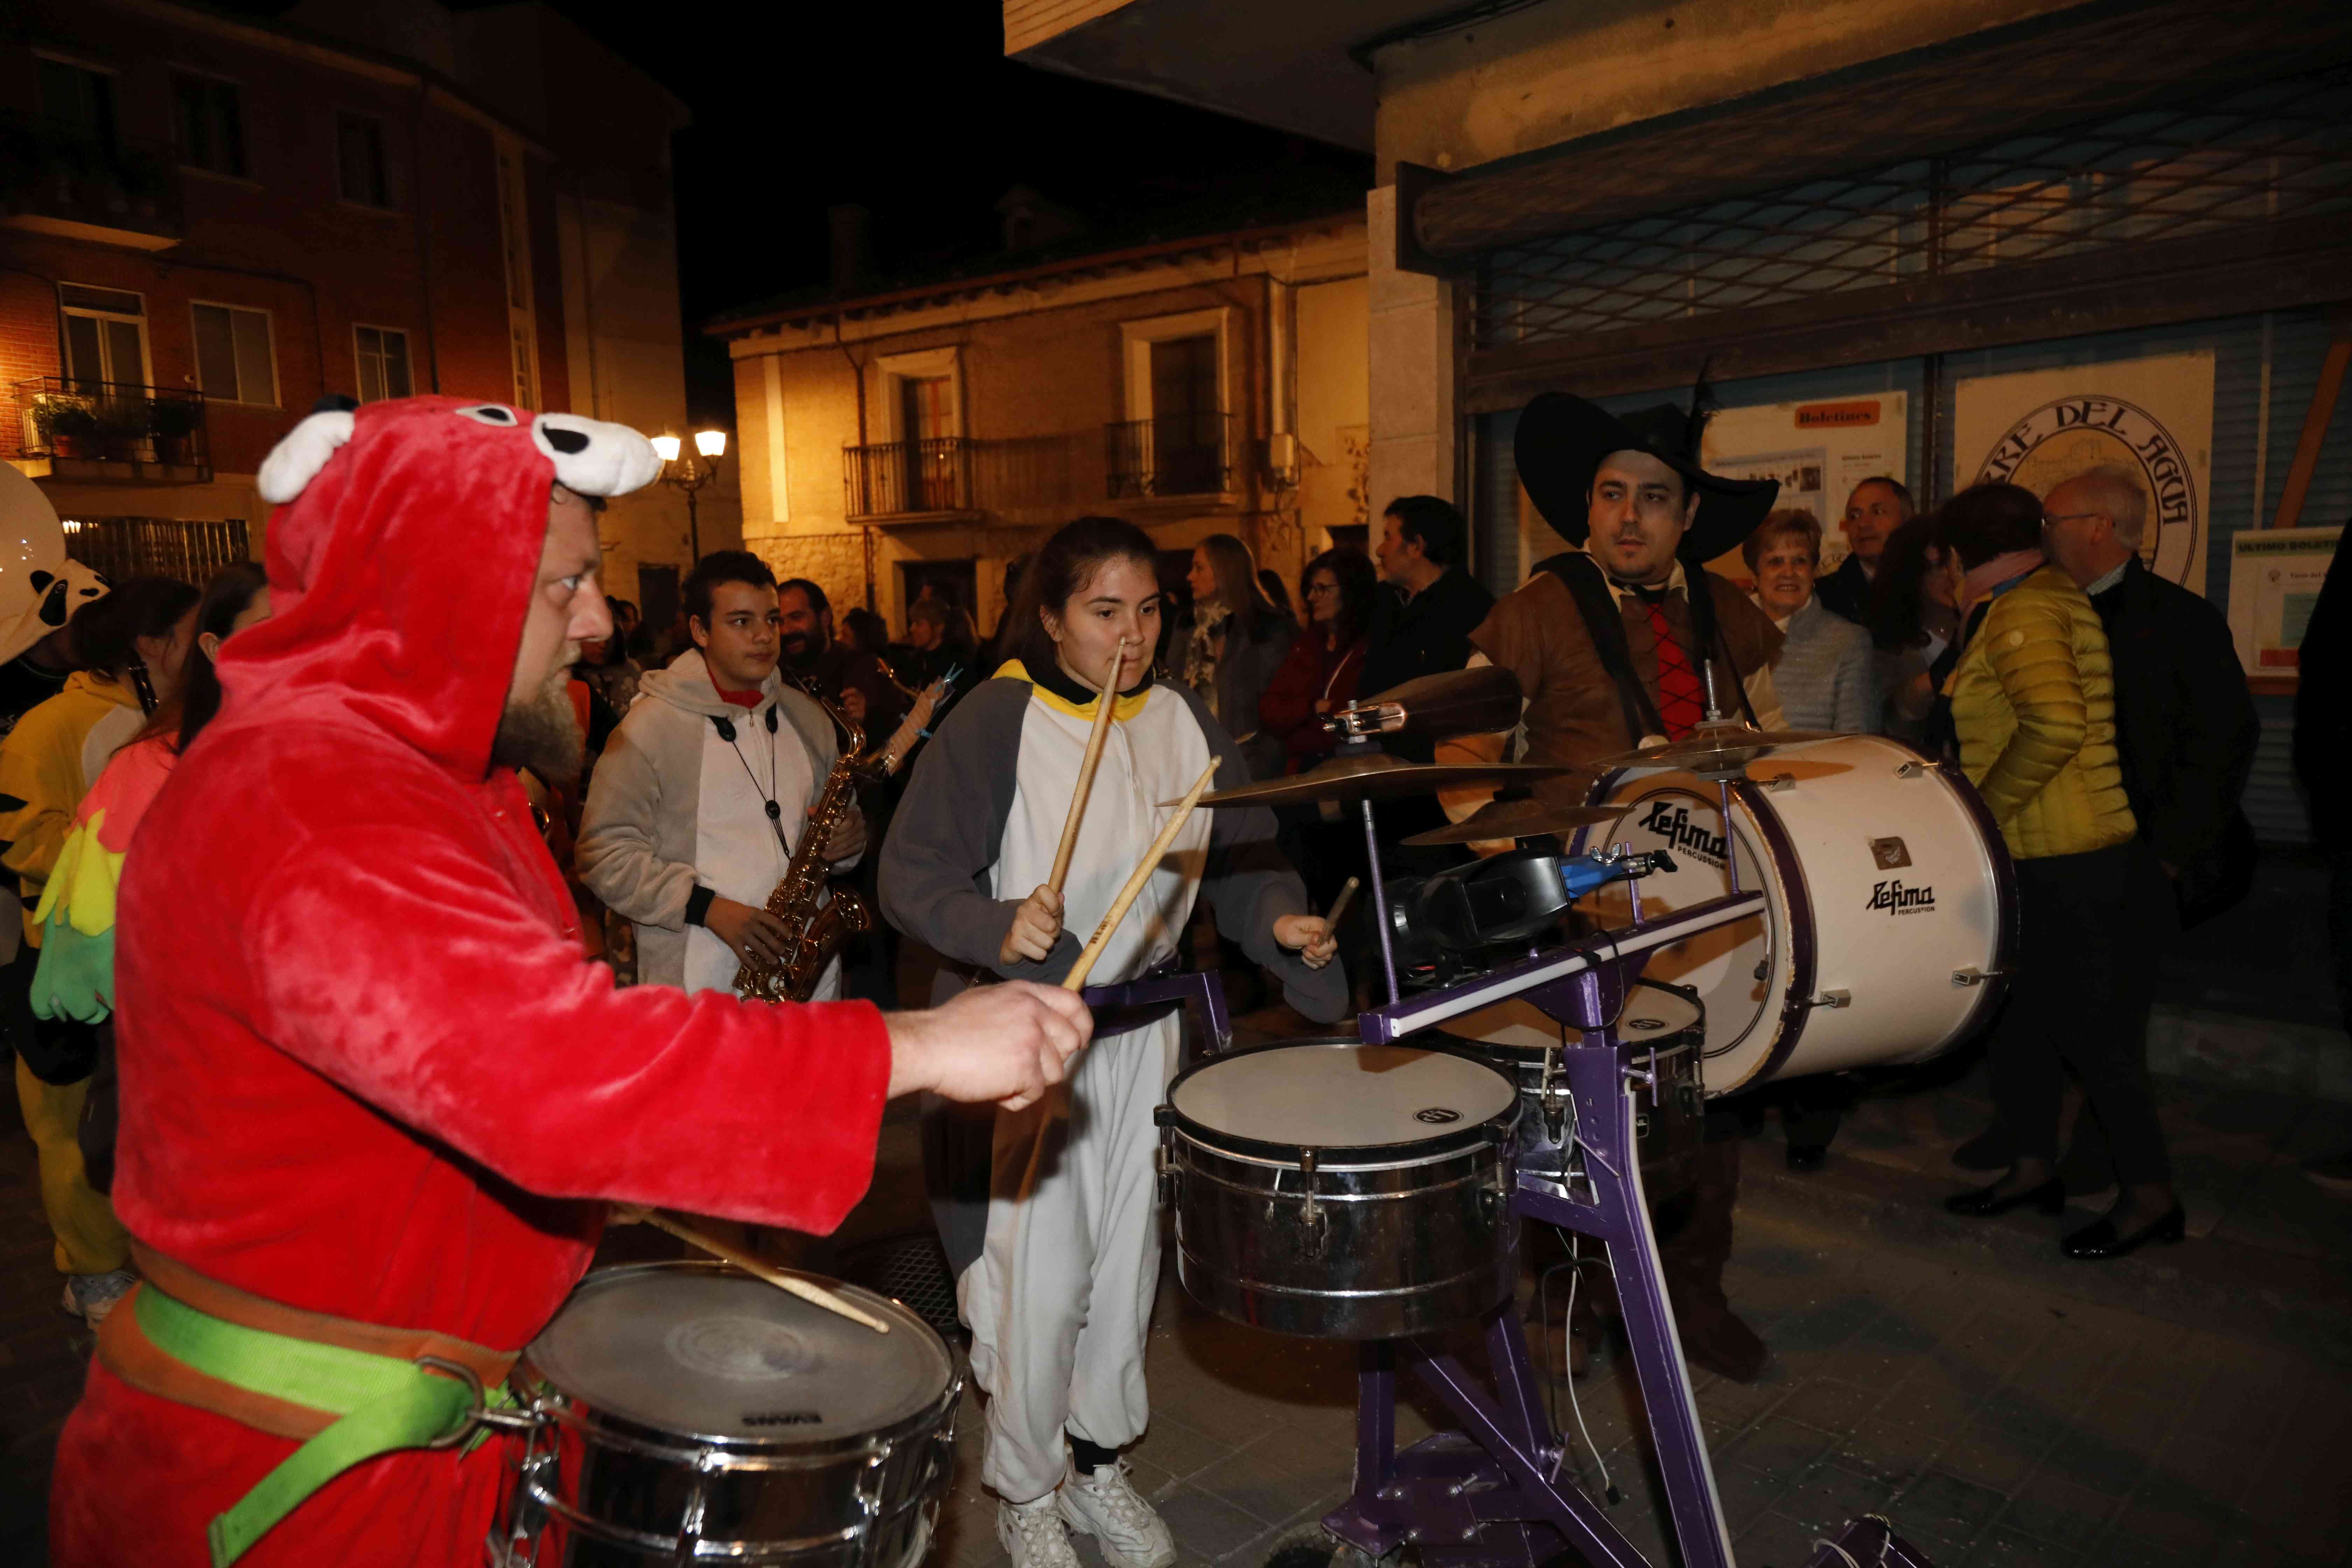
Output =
[{"x1": 244, "y1": 818, "x2": 891, "y2": 1234}]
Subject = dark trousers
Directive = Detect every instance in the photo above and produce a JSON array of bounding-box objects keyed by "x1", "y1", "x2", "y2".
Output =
[{"x1": 1986, "y1": 839, "x2": 2173, "y2": 1186}]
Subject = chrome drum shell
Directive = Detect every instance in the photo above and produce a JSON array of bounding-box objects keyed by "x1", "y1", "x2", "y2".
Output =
[
  {"x1": 492, "y1": 1262, "x2": 960, "y2": 1567},
  {"x1": 1159, "y1": 1040, "x2": 1521, "y2": 1341}
]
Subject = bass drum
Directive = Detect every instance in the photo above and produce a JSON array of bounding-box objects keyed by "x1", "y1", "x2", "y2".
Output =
[{"x1": 1571, "y1": 733, "x2": 2015, "y2": 1097}]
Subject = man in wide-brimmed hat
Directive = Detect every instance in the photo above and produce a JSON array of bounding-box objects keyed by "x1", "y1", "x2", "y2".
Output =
[
  {"x1": 1460, "y1": 389, "x2": 1786, "y2": 807},
  {"x1": 1444, "y1": 386, "x2": 1783, "y2": 1384}
]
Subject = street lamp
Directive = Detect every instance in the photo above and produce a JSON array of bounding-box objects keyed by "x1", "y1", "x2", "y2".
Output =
[{"x1": 654, "y1": 428, "x2": 728, "y2": 563}]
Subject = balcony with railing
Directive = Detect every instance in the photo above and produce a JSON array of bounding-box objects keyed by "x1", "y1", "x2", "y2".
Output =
[
  {"x1": 13, "y1": 377, "x2": 212, "y2": 483},
  {"x1": 1105, "y1": 411, "x2": 1235, "y2": 500},
  {"x1": 845, "y1": 437, "x2": 982, "y2": 520},
  {"x1": 0, "y1": 113, "x2": 184, "y2": 251}
]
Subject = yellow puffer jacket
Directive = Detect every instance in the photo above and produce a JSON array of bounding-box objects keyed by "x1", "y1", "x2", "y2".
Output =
[{"x1": 1948, "y1": 564, "x2": 2137, "y2": 861}]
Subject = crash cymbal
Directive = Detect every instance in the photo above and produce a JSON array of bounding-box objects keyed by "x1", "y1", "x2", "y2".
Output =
[
  {"x1": 1400, "y1": 796, "x2": 1623, "y2": 846},
  {"x1": 1181, "y1": 751, "x2": 1571, "y2": 809},
  {"x1": 1327, "y1": 665, "x2": 1522, "y2": 744},
  {"x1": 1592, "y1": 722, "x2": 1842, "y2": 776}
]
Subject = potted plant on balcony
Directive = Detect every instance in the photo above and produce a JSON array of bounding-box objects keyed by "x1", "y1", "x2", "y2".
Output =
[
  {"x1": 150, "y1": 397, "x2": 201, "y2": 467},
  {"x1": 96, "y1": 394, "x2": 155, "y2": 463},
  {"x1": 33, "y1": 397, "x2": 99, "y2": 460}
]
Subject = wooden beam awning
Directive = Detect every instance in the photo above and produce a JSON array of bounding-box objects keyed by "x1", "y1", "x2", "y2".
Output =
[{"x1": 1412, "y1": 0, "x2": 2352, "y2": 262}]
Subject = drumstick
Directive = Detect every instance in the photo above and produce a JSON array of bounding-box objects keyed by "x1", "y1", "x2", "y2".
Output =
[
  {"x1": 1325, "y1": 876, "x2": 1361, "y2": 928},
  {"x1": 1062, "y1": 758, "x2": 1218, "y2": 993},
  {"x1": 1047, "y1": 638, "x2": 1131, "y2": 898},
  {"x1": 612, "y1": 1206, "x2": 890, "y2": 1334}
]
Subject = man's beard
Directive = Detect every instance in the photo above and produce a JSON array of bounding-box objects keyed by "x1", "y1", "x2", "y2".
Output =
[
  {"x1": 780, "y1": 630, "x2": 824, "y2": 669},
  {"x1": 490, "y1": 667, "x2": 583, "y2": 786}
]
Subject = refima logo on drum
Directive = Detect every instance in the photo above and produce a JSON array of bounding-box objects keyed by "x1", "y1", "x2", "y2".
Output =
[{"x1": 1865, "y1": 878, "x2": 1937, "y2": 914}]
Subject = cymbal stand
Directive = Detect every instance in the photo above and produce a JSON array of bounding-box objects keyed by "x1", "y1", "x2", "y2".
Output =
[{"x1": 1333, "y1": 891, "x2": 1933, "y2": 1568}]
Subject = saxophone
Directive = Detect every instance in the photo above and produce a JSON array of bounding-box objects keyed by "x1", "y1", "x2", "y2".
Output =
[{"x1": 733, "y1": 676, "x2": 951, "y2": 1003}]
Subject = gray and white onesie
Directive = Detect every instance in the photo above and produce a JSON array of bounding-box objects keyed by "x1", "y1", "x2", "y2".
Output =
[
  {"x1": 880, "y1": 666, "x2": 1346, "y2": 1503},
  {"x1": 577, "y1": 650, "x2": 848, "y2": 997}
]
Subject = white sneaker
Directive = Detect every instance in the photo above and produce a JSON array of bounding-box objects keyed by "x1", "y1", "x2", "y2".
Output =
[
  {"x1": 1057, "y1": 1460, "x2": 1176, "y2": 1568},
  {"x1": 998, "y1": 1493, "x2": 1081, "y2": 1568},
  {"x1": 63, "y1": 1268, "x2": 136, "y2": 1329}
]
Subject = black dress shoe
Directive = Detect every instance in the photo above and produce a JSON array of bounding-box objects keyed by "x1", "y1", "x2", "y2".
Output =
[
  {"x1": 2061, "y1": 1204, "x2": 2186, "y2": 1260},
  {"x1": 1944, "y1": 1176, "x2": 2066, "y2": 1217},
  {"x1": 1786, "y1": 1144, "x2": 1827, "y2": 1173}
]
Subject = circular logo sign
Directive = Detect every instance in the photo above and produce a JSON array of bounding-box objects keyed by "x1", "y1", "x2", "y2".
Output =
[
  {"x1": 1414, "y1": 1107, "x2": 1462, "y2": 1125},
  {"x1": 1975, "y1": 394, "x2": 2200, "y2": 585}
]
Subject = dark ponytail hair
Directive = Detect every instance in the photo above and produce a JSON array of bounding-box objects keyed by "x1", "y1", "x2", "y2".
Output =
[
  {"x1": 68, "y1": 575, "x2": 201, "y2": 685},
  {"x1": 132, "y1": 564, "x2": 269, "y2": 752},
  {"x1": 1002, "y1": 516, "x2": 1162, "y2": 681}
]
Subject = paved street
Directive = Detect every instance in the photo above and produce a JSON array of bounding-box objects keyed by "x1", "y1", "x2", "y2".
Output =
[{"x1": 4, "y1": 1044, "x2": 2348, "y2": 1567}]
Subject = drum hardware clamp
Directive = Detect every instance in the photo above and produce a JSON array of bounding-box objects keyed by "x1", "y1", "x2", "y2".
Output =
[
  {"x1": 1894, "y1": 760, "x2": 1927, "y2": 779},
  {"x1": 1951, "y1": 967, "x2": 2000, "y2": 987},
  {"x1": 1810, "y1": 989, "x2": 1854, "y2": 1009},
  {"x1": 1760, "y1": 772, "x2": 1797, "y2": 792}
]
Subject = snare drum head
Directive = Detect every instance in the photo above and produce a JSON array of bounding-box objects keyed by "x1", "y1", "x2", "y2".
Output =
[
  {"x1": 1438, "y1": 990, "x2": 1701, "y2": 1059},
  {"x1": 1169, "y1": 1042, "x2": 1516, "y2": 1155},
  {"x1": 528, "y1": 1262, "x2": 954, "y2": 1445}
]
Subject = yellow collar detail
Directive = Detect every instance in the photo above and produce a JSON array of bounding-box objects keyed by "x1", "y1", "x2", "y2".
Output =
[{"x1": 997, "y1": 659, "x2": 1153, "y2": 723}]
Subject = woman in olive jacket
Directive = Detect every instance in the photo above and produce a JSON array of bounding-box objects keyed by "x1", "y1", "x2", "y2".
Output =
[{"x1": 1936, "y1": 482, "x2": 2180, "y2": 1261}]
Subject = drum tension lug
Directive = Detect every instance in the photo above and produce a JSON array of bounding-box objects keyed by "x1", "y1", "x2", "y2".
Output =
[
  {"x1": 1299, "y1": 1148, "x2": 1326, "y2": 1253},
  {"x1": 1894, "y1": 760, "x2": 1926, "y2": 779},
  {"x1": 1951, "y1": 967, "x2": 2000, "y2": 987},
  {"x1": 1809, "y1": 989, "x2": 1853, "y2": 1009},
  {"x1": 1761, "y1": 772, "x2": 1796, "y2": 792}
]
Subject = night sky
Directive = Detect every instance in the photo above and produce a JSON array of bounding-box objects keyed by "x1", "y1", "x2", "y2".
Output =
[{"x1": 545, "y1": 3, "x2": 1370, "y2": 421}]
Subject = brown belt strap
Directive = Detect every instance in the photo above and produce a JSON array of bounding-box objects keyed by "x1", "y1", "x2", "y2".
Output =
[{"x1": 97, "y1": 1240, "x2": 519, "y2": 1442}]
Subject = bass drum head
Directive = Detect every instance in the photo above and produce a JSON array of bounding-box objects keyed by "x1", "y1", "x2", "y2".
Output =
[
  {"x1": 1574, "y1": 781, "x2": 1796, "y2": 1095},
  {"x1": 527, "y1": 1261, "x2": 955, "y2": 1447},
  {"x1": 1168, "y1": 1041, "x2": 1517, "y2": 1161}
]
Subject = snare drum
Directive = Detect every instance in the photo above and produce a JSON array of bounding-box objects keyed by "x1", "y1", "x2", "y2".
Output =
[
  {"x1": 1431, "y1": 983, "x2": 1704, "y2": 1200},
  {"x1": 1574, "y1": 733, "x2": 2016, "y2": 1096},
  {"x1": 1158, "y1": 1040, "x2": 1520, "y2": 1340},
  {"x1": 494, "y1": 1261, "x2": 960, "y2": 1567}
]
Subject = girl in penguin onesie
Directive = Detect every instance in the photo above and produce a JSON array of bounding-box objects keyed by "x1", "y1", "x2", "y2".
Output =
[{"x1": 880, "y1": 516, "x2": 1347, "y2": 1568}]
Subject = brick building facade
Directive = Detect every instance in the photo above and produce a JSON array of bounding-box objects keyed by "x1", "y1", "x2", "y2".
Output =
[{"x1": 0, "y1": 0, "x2": 736, "y2": 609}]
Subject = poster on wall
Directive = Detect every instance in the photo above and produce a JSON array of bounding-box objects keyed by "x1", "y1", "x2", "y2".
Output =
[
  {"x1": 1697, "y1": 392, "x2": 1909, "y2": 581},
  {"x1": 1954, "y1": 352, "x2": 2214, "y2": 596},
  {"x1": 2227, "y1": 525, "x2": 2339, "y2": 684}
]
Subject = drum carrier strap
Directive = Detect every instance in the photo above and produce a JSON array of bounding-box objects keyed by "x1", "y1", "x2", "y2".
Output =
[
  {"x1": 97, "y1": 1240, "x2": 524, "y2": 1568},
  {"x1": 1534, "y1": 552, "x2": 1759, "y2": 739}
]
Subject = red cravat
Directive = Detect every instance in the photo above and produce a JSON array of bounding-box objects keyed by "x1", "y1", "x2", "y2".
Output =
[{"x1": 1642, "y1": 597, "x2": 1706, "y2": 738}]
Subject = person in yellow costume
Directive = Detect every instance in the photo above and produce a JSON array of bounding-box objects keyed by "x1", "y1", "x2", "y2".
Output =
[{"x1": 1, "y1": 575, "x2": 200, "y2": 1328}]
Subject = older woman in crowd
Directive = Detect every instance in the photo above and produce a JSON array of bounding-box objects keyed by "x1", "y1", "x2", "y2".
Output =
[
  {"x1": 1935, "y1": 482, "x2": 2181, "y2": 1261},
  {"x1": 1744, "y1": 508, "x2": 1877, "y2": 733}
]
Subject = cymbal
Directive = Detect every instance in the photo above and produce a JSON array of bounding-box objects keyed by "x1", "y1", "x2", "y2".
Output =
[
  {"x1": 1400, "y1": 796, "x2": 1623, "y2": 846},
  {"x1": 1182, "y1": 751, "x2": 1571, "y2": 808},
  {"x1": 1329, "y1": 666, "x2": 1521, "y2": 743},
  {"x1": 1592, "y1": 722, "x2": 1842, "y2": 776}
]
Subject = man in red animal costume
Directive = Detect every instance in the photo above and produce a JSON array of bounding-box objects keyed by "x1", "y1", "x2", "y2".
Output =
[{"x1": 49, "y1": 396, "x2": 1092, "y2": 1567}]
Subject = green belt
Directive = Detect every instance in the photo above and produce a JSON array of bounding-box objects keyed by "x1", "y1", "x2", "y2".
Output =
[{"x1": 132, "y1": 1284, "x2": 517, "y2": 1567}]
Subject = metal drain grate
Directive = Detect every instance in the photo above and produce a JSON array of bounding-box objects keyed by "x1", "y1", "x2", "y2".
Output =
[{"x1": 841, "y1": 1232, "x2": 964, "y2": 1340}]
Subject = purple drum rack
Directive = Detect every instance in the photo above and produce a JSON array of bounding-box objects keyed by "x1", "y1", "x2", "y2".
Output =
[{"x1": 1320, "y1": 891, "x2": 1935, "y2": 1568}]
